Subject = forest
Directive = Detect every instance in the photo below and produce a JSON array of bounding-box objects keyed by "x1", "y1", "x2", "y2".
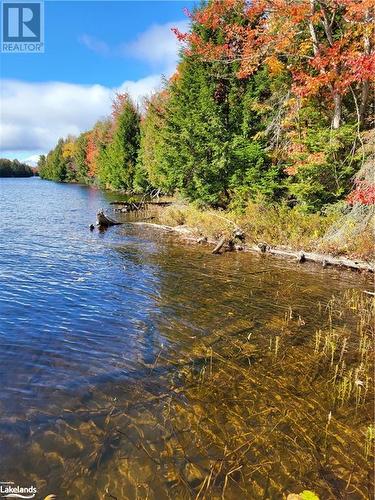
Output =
[
  {"x1": 0, "y1": 159, "x2": 34, "y2": 177},
  {"x1": 39, "y1": 0, "x2": 374, "y2": 255}
]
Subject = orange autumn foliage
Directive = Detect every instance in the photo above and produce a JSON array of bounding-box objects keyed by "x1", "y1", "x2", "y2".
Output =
[{"x1": 173, "y1": 0, "x2": 374, "y2": 127}]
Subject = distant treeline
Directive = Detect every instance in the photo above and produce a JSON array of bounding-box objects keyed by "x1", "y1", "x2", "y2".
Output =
[
  {"x1": 39, "y1": 0, "x2": 374, "y2": 212},
  {"x1": 0, "y1": 159, "x2": 34, "y2": 178}
]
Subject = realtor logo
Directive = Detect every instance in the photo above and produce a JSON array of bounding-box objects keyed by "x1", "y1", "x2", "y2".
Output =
[
  {"x1": 0, "y1": 481, "x2": 37, "y2": 498},
  {"x1": 1, "y1": 0, "x2": 44, "y2": 52}
]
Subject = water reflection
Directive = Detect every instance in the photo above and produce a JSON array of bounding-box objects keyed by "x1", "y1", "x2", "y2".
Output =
[{"x1": 0, "y1": 178, "x2": 372, "y2": 499}]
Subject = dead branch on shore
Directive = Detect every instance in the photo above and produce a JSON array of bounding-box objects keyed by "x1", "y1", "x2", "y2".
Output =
[
  {"x1": 111, "y1": 200, "x2": 173, "y2": 213},
  {"x1": 127, "y1": 221, "x2": 374, "y2": 273}
]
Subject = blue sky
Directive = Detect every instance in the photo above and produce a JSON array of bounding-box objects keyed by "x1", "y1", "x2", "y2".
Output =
[{"x1": 1, "y1": 1, "x2": 196, "y2": 163}]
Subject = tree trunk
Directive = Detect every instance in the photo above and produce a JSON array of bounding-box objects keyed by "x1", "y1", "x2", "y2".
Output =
[
  {"x1": 309, "y1": 0, "x2": 319, "y2": 56},
  {"x1": 332, "y1": 92, "x2": 342, "y2": 129},
  {"x1": 359, "y1": 12, "x2": 372, "y2": 127},
  {"x1": 359, "y1": 80, "x2": 370, "y2": 127}
]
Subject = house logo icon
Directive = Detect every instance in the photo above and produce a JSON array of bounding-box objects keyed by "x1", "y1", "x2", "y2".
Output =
[{"x1": 2, "y1": 1, "x2": 44, "y2": 52}]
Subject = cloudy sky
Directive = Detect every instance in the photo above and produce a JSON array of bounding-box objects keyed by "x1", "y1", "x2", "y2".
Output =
[{"x1": 0, "y1": 1, "x2": 194, "y2": 165}]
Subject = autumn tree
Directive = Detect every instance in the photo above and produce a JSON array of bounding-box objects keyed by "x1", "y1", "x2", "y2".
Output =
[
  {"x1": 41, "y1": 0, "x2": 373, "y2": 212},
  {"x1": 158, "y1": 6, "x2": 283, "y2": 207},
  {"x1": 62, "y1": 136, "x2": 78, "y2": 181},
  {"x1": 172, "y1": 0, "x2": 374, "y2": 209},
  {"x1": 178, "y1": 0, "x2": 374, "y2": 130}
]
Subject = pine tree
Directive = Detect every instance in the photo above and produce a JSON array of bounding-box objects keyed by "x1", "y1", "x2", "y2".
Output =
[
  {"x1": 97, "y1": 94, "x2": 140, "y2": 191},
  {"x1": 155, "y1": 53, "x2": 279, "y2": 206},
  {"x1": 73, "y1": 133, "x2": 89, "y2": 182}
]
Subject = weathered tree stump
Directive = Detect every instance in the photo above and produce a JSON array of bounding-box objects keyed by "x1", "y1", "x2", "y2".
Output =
[{"x1": 212, "y1": 237, "x2": 227, "y2": 254}]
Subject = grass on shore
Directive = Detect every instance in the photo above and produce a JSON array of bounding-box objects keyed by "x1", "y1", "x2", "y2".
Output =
[{"x1": 159, "y1": 201, "x2": 374, "y2": 261}]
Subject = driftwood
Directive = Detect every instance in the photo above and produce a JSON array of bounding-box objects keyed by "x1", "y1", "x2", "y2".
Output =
[
  {"x1": 212, "y1": 237, "x2": 227, "y2": 254},
  {"x1": 212, "y1": 228, "x2": 245, "y2": 255},
  {"x1": 249, "y1": 245, "x2": 374, "y2": 272},
  {"x1": 129, "y1": 221, "x2": 177, "y2": 232},
  {"x1": 110, "y1": 201, "x2": 172, "y2": 207},
  {"x1": 96, "y1": 210, "x2": 122, "y2": 227},
  {"x1": 127, "y1": 221, "x2": 373, "y2": 273},
  {"x1": 111, "y1": 200, "x2": 173, "y2": 213},
  {"x1": 113, "y1": 202, "x2": 145, "y2": 213},
  {"x1": 110, "y1": 201, "x2": 133, "y2": 205}
]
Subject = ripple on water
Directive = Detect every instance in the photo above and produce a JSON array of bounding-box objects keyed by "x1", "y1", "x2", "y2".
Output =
[{"x1": 0, "y1": 178, "x2": 373, "y2": 499}]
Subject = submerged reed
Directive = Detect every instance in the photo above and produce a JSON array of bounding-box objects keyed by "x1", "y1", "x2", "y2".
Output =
[
  {"x1": 365, "y1": 425, "x2": 374, "y2": 459},
  {"x1": 312, "y1": 290, "x2": 374, "y2": 410}
]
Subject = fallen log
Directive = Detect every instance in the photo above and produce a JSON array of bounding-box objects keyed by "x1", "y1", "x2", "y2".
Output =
[
  {"x1": 110, "y1": 200, "x2": 173, "y2": 208},
  {"x1": 110, "y1": 201, "x2": 145, "y2": 212},
  {"x1": 250, "y1": 245, "x2": 373, "y2": 272},
  {"x1": 124, "y1": 222, "x2": 374, "y2": 272},
  {"x1": 96, "y1": 210, "x2": 122, "y2": 227},
  {"x1": 147, "y1": 201, "x2": 173, "y2": 207},
  {"x1": 129, "y1": 221, "x2": 177, "y2": 232}
]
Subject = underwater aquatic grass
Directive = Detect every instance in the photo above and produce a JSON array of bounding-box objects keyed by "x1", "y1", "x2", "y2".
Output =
[
  {"x1": 145, "y1": 288, "x2": 373, "y2": 498},
  {"x1": 49, "y1": 288, "x2": 372, "y2": 499},
  {"x1": 365, "y1": 425, "x2": 374, "y2": 459},
  {"x1": 311, "y1": 291, "x2": 374, "y2": 411}
]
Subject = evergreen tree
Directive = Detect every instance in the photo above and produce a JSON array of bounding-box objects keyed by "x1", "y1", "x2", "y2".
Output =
[
  {"x1": 0, "y1": 159, "x2": 33, "y2": 177},
  {"x1": 74, "y1": 133, "x2": 89, "y2": 182},
  {"x1": 39, "y1": 139, "x2": 68, "y2": 181},
  {"x1": 156, "y1": 55, "x2": 280, "y2": 206},
  {"x1": 136, "y1": 91, "x2": 171, "y2": 193},
  {"x1": 97, "y1": 94, "x2": 140, "y2": 191}
]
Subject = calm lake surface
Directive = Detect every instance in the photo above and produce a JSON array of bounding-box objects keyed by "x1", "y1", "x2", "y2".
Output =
[{"x1": 0, "y1": 177, "x2": 373, "y2": 499}]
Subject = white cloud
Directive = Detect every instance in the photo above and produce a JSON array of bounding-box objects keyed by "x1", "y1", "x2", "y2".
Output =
[
  {"x1": 0, "y1": 75, "x2": 163, "y2": 154},
  {"x1": 118, "y1": 74, "x2": 163, "y2": 104},
  {"x1": 1, "y1": 20, "x2": 189, "y2": 157},
  {"x1": 121, "y1": 20, "x2": 189, "y2": 72},
  {"x1": 80, "y1": 20, "x2": 189, "y2": 73},
  {"x1": 23, "y1": 154, "x2": 41, "y2": 167},
  {"x1": 79, "y1": 34, "x2": 110, "y2": 56}
]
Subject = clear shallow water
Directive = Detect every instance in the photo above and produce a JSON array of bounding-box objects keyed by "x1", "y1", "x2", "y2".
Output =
[{"x1": 0, "y1": 178, "x2": 372, "y2": 499}]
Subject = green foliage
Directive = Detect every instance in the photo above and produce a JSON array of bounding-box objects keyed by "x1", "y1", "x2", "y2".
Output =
[
  {"x1": 228, "y1": 139, "x2": 283, "y2": 204},
  {"x1": 73, "y1": 133, "x2": 89, "y2": 182},
  {"x1": 152, "y1": 55, "x2": 280, "y2": 207},
  {"x1": 137, "y1": 91, "x2": 171, "y2": 193},
  {"x1": 39, "y1": 139, "x2": 68, "y2": 181},
  {"x1": 97, "y1": 98, "x2": 140, "y2": 191},
  {"x1": 287, "y1": 125, "x2": 360, "y2": 211},
  {"x1": 40, "y1": 2, "x2": 370, "y2": 213},
  {"x1": 0, "y1": 158, "x2": 34, "y2": 177}
]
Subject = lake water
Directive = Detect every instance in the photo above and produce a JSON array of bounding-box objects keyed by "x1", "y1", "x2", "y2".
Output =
[{"x1": 0, "y1": 177, "x2": 373, "y2": 499}]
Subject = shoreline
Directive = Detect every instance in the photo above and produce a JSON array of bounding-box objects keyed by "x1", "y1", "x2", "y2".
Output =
[
  {"x1": 129, "y1": 221, "x2": 374, "y2": 274},
  {"x1": 36, "y1": 175, "x2": 373, "y2": 274}
]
